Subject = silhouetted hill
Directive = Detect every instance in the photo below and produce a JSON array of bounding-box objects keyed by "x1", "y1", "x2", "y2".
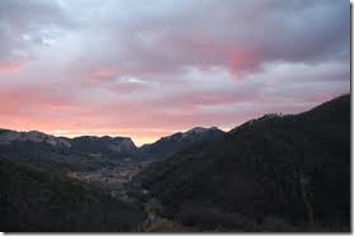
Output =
[
  {"x1": 134, "y1": 94, "x2": 350, "y2": 232},
  {"x1": 70, "y1": 135, "x2": 137, "y2": 156},
  {"x1": 139, "y1": 127, "x2": 224, "y2": 159},
  {"x1": 0, "y1": 126, "x2": 225, "y2": 170},
  {"x1": 0, "y1": 158, "x2": 145, "y2": 232}
]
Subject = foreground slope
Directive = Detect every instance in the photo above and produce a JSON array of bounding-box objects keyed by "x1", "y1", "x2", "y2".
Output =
[
  {"x1": 0, "y1": 158, "x2": 145, "y2": 232},
  {"x1": 134, "y1": 94, "x2": 350, "y2": 231}
]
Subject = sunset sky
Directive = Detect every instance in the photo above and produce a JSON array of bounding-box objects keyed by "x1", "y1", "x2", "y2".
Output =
[{"x1": 0, "y1": 0, "x2": 350, "y2": 146}]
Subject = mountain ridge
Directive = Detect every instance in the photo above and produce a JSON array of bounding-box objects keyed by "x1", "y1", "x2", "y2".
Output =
[
  {"x1": 138, "y1": 126, "x2": 225, "y2": 159},
  {"x1": 0, "y1": 126, "x2": 226, "y2": 152},
  {"x1": 0, "y1": 94, "x2": 349, "y2": 159}
]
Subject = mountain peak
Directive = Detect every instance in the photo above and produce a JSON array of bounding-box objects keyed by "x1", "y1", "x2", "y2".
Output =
[
  {"x1": 139, "y1": 126, "x2": 224, "y2": 158},
  {"x1": 186, "y1": 127, "x2": 209, "y2": 134}
]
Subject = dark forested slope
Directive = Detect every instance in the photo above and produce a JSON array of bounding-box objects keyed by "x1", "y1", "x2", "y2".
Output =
[
  {"x1": 0, "y1": 158, "x2": 146, "y2": 232},
  {"x1": 134, "y1": 94, "x2": 350, "y2": 231}
]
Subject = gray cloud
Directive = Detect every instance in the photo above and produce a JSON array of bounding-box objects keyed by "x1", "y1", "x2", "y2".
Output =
[
  {"x1": 64, "y1": 0, "x2": 349, "y2": 79},
  {"x1": 0, "y1": 0, "x2": 73, "y2": 64}
]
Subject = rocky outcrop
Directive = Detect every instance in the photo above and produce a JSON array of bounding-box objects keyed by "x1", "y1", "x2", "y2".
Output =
[
  {"x1": 0, "y1": 129, "x2": 71, "y2": 148},
  {"x1": 0, "y1": 129, "x2": 138, "y2": 156}
]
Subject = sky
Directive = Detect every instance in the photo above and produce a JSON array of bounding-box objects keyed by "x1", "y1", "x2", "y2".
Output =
[{"x1": 0, "y1": 0, "x2": 350, "y2": 146}]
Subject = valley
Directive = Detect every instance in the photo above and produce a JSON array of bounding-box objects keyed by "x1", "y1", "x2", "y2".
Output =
[
  {"x1": 67, "y1": 160, "x2": 148, "y2": 200},
  {"x1": 68, "y1": 162, "x2": 142, "y2": 186}
]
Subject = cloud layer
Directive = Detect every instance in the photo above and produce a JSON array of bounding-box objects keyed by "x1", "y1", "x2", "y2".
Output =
[{"x1": 0, "y1": 0, "x2": 350, "y2": 145}]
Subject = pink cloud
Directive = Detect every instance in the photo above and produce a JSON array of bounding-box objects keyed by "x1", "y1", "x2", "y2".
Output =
[
  {"x1": 0, "y1": 62, "x2": 27, "y2": 74},
  {"x1": 89, "y1": 67, "x2": 119, "y2": 84}
]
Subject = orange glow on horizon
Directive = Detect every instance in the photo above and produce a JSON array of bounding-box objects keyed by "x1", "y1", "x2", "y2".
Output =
[
  {"x1": 50, "y1": 130, "x2": 168, "y2": 147},
  {"x1": 50, "y1": 126, "x2": 231, "y2": 147}
]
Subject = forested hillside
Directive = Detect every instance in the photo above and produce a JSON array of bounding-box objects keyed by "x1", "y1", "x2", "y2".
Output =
[
  {"x1": 0, "y1": 158, "x2": 146, "y2": 232},
  {"x1": 134, "y1": 94, "x2": 350, "y2": 232}
]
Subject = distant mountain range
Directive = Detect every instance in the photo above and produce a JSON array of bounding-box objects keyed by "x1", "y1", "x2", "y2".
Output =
[
  {"x1": 0, "y1": 129, "x2": 137, "y2": 155},
  {"x1": 0, "y1": 129, "x2": 72, "y2": 148},
  {"x1": 0, "y1": 126, "x2": 226, "y2": 171},
  {"x1": 0, "y1": 126, "x2": 224, "y2": 158}
]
